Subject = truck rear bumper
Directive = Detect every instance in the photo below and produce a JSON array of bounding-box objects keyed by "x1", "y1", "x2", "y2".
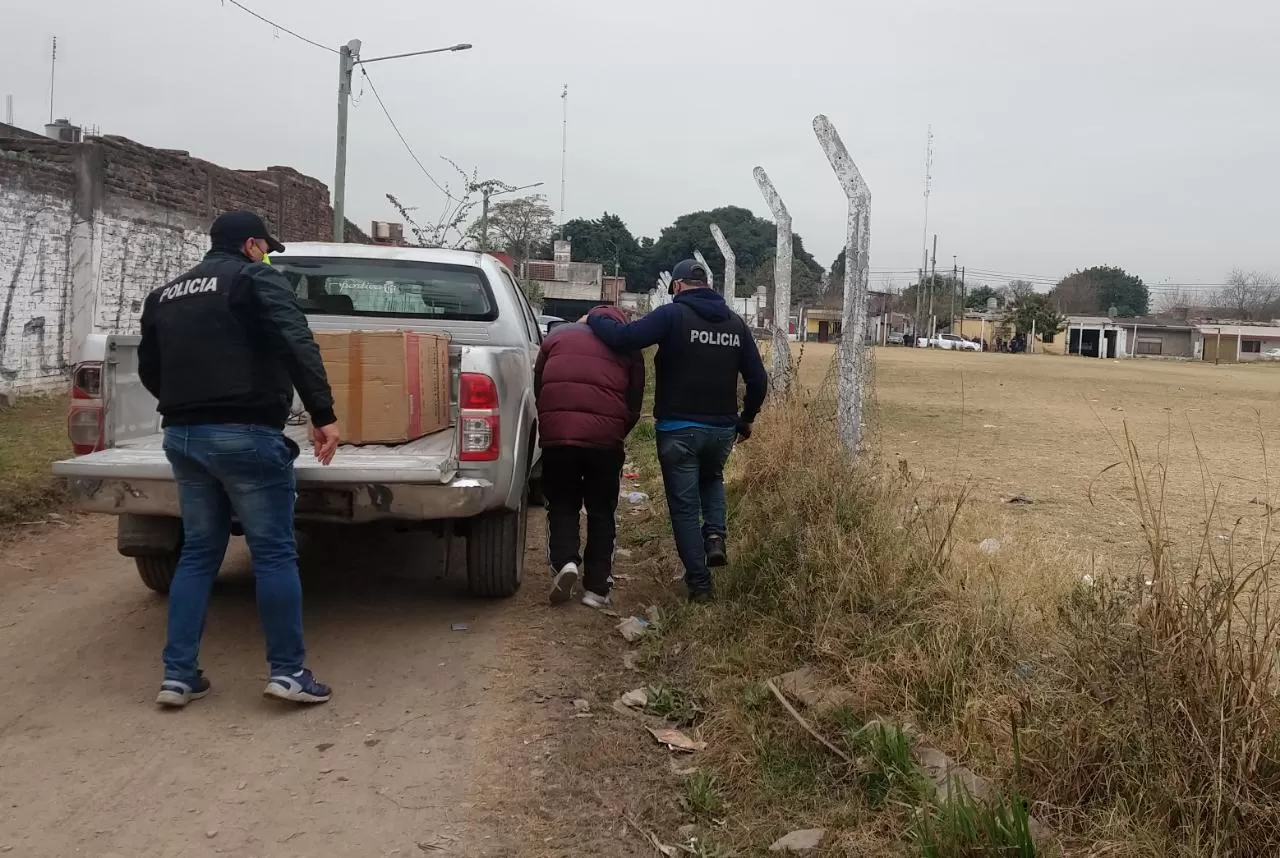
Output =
[{"x1": 57, "y1": 475, "x2": 496, "y2": 523}]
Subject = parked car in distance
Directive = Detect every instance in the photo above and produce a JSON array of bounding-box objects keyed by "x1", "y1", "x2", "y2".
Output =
[
  {"x1": 886, "y1": 331, "x2": 905, "y2": 345},
  {"x1": 537, "y1": 314, "x2": 565, "y2": 336},
  {"x1": 1263, "y1": 348, "x2": 1280, "y2": 360},
  {"x1": 931, "y1": 333, "x2": 982, "y2": 352}
]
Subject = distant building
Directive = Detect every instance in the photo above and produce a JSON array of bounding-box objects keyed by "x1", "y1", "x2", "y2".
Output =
[
  {"x1": 524, "y1": 240, "x2": 612, "y2": 319},
  {"x1": 370, "y1": 221, "x2": 405, "y2": 246}
]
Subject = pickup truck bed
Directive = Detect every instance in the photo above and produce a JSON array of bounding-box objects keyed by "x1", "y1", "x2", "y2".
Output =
[
  {"x1": 51, "y1": 422, "x2": 498, "y2": 524},
  {"x1": 54, "y1": 424, "x2": 457, "y2": 485}
]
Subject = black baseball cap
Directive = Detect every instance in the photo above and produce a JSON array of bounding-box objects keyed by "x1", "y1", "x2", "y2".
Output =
[
  {"x1": 210, "y1": 210, "x2": 286, "y2": 254},
  {"x1": 671, "y1": 259, "x2": 708, "y2": 283}
]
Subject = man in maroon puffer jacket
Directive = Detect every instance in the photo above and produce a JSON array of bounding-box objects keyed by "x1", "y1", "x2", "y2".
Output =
[{"x1": 534, "y1": 306, "x2": 645, "y2": 608}]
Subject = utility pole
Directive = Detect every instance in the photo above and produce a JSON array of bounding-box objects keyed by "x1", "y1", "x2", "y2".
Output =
[
  {"x1": 48, "y1": 36, "x2": 58, "y2": 124},
  {"x1": 951, "y1": 255, "x2": 958, "y2": 334},
  {"x1": 472, "y1": 179, "x2": 543, "y2": 252},
  {"x1": 915, "y1": 268, "x2": 923, "y2": 339},
  {"x1": 919, "y1": 125, "x2": 933, "y2": 326},
  {"x1": 332, "y1": 40, "x2": 360, "y2": 243},
  {"x1": 559, "y1": 84, "x2": 568, "y2": 236},
  {"x1": 332, "y1": 40, "x2": 473, "y2": 242},
  {"x1": 960, "y1": 266, "x2": 966, "y2": 324},
  {"x1": 928, "y1": 235, "x2": 938, "y2": 339}
]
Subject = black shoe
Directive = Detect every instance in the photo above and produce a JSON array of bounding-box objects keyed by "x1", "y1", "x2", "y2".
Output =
[
  {"x1": 688, "y1": 588, "x2": 716, "y2": 604},
  {"x1": 705, "y1": 535, "x2": 728, "y2": 568}
]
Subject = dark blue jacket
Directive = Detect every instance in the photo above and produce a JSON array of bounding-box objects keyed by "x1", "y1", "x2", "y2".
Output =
[{"x1": 587, "y1": 289, "x2": 768, "y2": 427}]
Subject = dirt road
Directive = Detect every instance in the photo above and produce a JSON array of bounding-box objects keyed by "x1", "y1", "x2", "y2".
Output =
[{"x1": 0, "y1": 515, "x2": 645, "y2": 858}]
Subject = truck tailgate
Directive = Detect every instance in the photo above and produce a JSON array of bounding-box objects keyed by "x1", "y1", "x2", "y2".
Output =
[{"x1": 52, "y1": 425, "x2": 458, "y2": 485}]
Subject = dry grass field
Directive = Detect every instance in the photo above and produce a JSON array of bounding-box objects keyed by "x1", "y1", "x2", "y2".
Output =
[
  {"x1": 636, "y1": 342, "x2": 1280, "y2": 854},
  {"x1": 796, "y1": 342, "x2": 1280, "y2": 580}
]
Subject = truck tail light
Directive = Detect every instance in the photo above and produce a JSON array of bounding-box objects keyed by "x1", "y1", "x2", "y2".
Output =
[
  {"x1": 71, "y1": 362, "x2": 102, "y2": 399},
  {"x1": 68, "y1": 361, "x2": 105, "y2": 454},
  {"x1": 459, "y1": 372, "x2": 500, "y2": 462}
]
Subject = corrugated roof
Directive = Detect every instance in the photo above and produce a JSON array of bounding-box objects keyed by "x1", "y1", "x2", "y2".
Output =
[{"x1": 1194, "y1": 324, "x2": 1280, "y2": 338}]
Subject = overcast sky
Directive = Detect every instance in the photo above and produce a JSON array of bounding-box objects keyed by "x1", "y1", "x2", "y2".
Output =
[{"x1": 4, "y1": 0, "x2": 1276, "y2": 296}]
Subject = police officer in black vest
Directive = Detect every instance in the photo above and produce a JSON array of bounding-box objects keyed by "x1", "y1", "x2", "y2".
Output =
[
  {"x1": 138, "y1": 210, "x2": 339, "y2": 708},
  {"x1": 587, "y1": 259, "x2": 768, "y2": 601}
]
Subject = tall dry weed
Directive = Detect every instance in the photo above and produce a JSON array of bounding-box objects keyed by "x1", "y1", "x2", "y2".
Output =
[{"x1": 692, "y1": 365, "x2": 1280, "y2": 855}]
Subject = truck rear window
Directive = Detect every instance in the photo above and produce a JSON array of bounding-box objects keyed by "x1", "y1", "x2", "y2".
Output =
[{"x1": 272, "y1": 257, "x2": 498, "y2": 321}]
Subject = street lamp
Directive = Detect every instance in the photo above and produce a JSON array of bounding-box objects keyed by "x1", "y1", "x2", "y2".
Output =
[
  {"x1": 472, "y1": 180, "x2": 544, "y2": 252},
  {"x1": 332, "y1": 40, "x2": 473, "y2": 242}
]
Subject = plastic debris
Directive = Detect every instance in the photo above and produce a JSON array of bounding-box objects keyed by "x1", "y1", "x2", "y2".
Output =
[
  {"x1": 978, "y1": 538, "x2": 1001, "y2": 555},
  {"x1": 617, "y1": 616, "x2": 649, "y2": 642},
  {"x1": 623, "y1": 471, "x2": 640, "y2": 480},
  {"x1": 450, "y1": 622, "x2": 469, "y2": 632},
  {"x1": 769, "y1": 829, "x2": 826, "y2": 852},
  {"x1": 647, "y1": 726, "x2": 706, "y2": 753},
  {"x1": 625, "y1": 491, "x2": 649, "y2": 504},
  {"x1": 620, "y1": 688, "x2": 649, "y2": 709}
]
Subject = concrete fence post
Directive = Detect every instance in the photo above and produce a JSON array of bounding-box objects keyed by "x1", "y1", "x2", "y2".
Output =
[
  {"x1": 752, "y1": 166, "x2": 792, "y2": 394},
  {"x1": 709, "y1": 223, "x2": 735, "y2": 301},
  {"x1": 652, "y1": 271, "x2": 672, "y2": 308},
  {"x1": 813, "y1": 114, "x2": 871, "y2": 453},
  {"x1": 692, "y1": 249, "x2": 714, "y2": 293}
]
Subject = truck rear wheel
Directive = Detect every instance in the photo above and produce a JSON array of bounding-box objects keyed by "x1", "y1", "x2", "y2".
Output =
[
  {"x1": 135, "y1": 554, "x2": 179, "y2": 594},
  {"x1": 117, "y1": 515, "x2": 183, "y2": 594},
  {"x1": 466, "y1": 499, "x2": 527, "y2": 598}
]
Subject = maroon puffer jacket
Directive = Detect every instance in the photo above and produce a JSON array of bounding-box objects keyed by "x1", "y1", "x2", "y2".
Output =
[{"x1": 534, "y1": 307, "x2": 645, "y2": 450}]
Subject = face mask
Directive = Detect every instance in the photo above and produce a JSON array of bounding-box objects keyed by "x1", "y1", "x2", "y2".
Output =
[{"x1": 262, "y1": 253, "x2": 272, "y2": 265}]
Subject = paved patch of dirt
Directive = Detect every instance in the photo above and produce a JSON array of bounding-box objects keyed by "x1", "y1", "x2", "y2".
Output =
[{"x1": 0, "y1": 513, "x2": 669, "y2": 857}]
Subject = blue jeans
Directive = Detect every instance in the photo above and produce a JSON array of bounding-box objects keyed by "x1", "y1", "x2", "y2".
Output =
[
  {"x1": 656, "y1": 426, "x2": 737, "y2": 592},
  {"x1": 161, "y1": 424, "x2": 305, "y2": 683}
]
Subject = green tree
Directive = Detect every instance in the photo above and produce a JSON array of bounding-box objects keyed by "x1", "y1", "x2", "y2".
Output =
[
  {"x1": 560, "y1": 212, "x2": 644, "y2": 288},
  {"x1": 1050, "y1": 266, "x2": 1149, "y2": 316},
  {"x1": 640, "y1": 206, "x2": 824, "y2": 302},
  {"x1": 745, "y1": 248, "x2": 824, "y2": 302},
  {"x1": 965, "y1": 284, "x2": 1000, "y2": 311},
  {"x1": 901, "y1": 274, "x2": 965, "y2": 327},
  {"x1": 1011, "y1": 293, "x2": 1066, "y2": 339}
]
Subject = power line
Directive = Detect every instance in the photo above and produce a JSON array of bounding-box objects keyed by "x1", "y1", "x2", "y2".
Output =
[
  {"x1": 359, "y1": 67, "x2": 459, "y2": 201},
  {"x1": 222, "y1": 0, "x2": 338, "y2": 53}
]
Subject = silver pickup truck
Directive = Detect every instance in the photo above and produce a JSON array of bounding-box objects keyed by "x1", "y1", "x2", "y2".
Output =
[{"x1": 52, "y1": 244, "x2": 543, "y2": 598}]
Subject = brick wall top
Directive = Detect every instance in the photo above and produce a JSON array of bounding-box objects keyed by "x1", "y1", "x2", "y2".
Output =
[
  {"x1": 0, "y1": 122, "x2": 47, "y2": 140},
  {"x1": 0, "y1": 149, "x2": 76, "y2": 198},
  {"x1": 0, "y1": 132, "x2": 371, "y2": 244}
]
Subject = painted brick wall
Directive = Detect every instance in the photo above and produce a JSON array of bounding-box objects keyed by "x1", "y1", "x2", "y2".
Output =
[
  {"x1": 0, "y1": 133, "x2": 371, "y2": 397},
  {"x1": 0, "y1": 174, "x2": 75, "y2": 392},
  {"x1": 91, "y1": 214, "x2": 207, "y2": 339}
]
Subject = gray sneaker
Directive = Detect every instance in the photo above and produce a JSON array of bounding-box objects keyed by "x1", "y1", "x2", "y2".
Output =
[
  {"x1": 550, "y1": 562, "x2": 579, "y2": 605},
  {"x1": 581, "y1": 590, "x2": 611, "y2": 609},
  {"x1": 156, "y1": 673, "x2": 211, "y2": 708}
]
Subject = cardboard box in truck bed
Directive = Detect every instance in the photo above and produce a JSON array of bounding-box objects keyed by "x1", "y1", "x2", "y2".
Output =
[{"x1": 315, "y1": 331, "x2": 451, "y2": 445}]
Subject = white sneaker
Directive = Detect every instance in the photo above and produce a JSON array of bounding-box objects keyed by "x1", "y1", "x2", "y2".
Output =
[
  {"x1": 550, "y1": 562, "x2": 579, "y2": 605},
  {"x1": 581, "y1": 590, "x2": 611, "y2": 609}
]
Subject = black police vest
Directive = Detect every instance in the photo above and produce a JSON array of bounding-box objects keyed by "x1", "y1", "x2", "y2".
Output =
[
  {"x1": 654, "y1": 304, "x2": 746, "y2": 422},
  {"x1": 148, "y1": 254, "x2": 291, "y2": 425}
]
